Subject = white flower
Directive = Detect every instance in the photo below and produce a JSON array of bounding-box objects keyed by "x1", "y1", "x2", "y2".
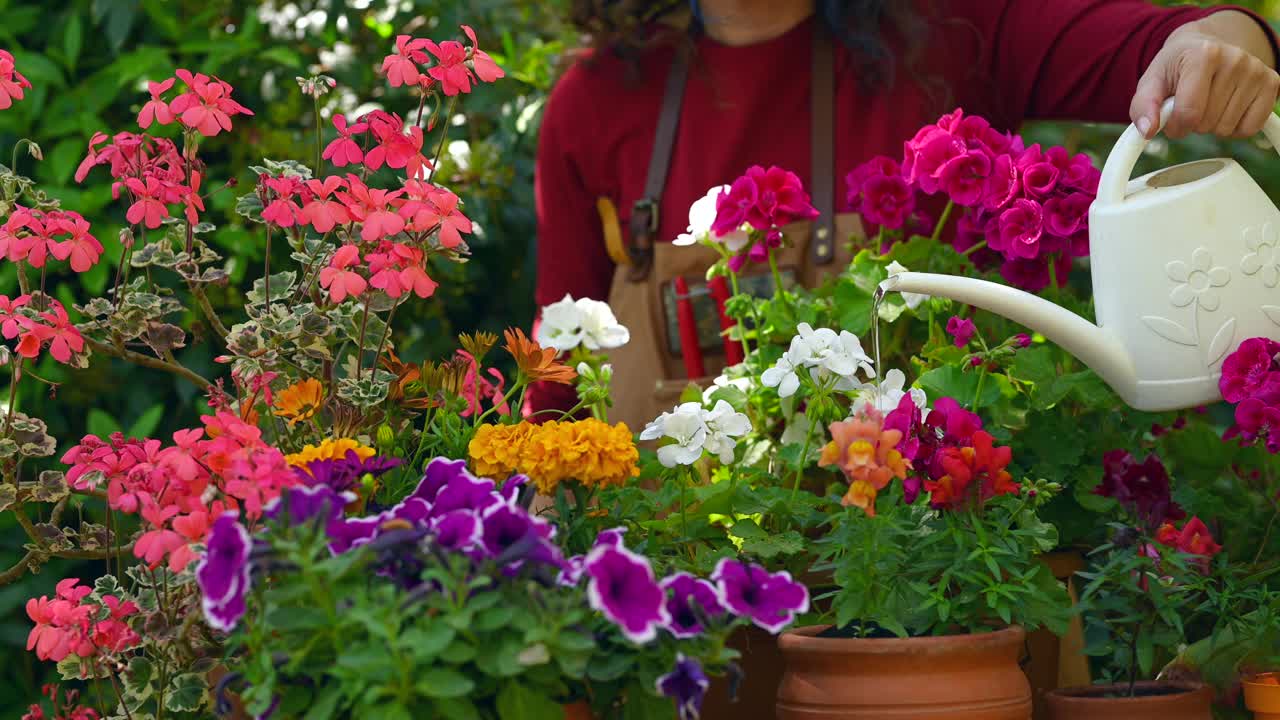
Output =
[
  {"x1": 534, "y1": 294, "x2": 629, "y2": 353},
  {"x1": 674, "y1": 185, "x2": 748, "y2": 251},
  {"x1": 702, "y1": 373, "x2": 753, "y2": 403},
  {"x1": 886, "y1": 261, "x2": 929, "y2": 310},
  {"x1": 640, "y1": 402, "x2": 709, "y2": 468},
  {"x1": 701, "y1": 400, "x2": 751, "y2": 464},
  {"x1": 796, "y1": 323, "x2": 875, "y2": 381},
  {"x1": 852, "y1": 369, "x2": 928, "y2": 416},
  {"x1": 575, "y1": 297, "x2": 630, "y2": 350},
  {"x1": 761, "y1": 336, "x2": 807, "y2": 398},
  {"x1": 535, "y1": 294, "x2": 584, "y2": 353}
]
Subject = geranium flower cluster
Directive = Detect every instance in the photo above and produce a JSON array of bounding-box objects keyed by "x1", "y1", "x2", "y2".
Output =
[
  {"x1": 60, "y1": 411, "x2": 301, "y2": 573},
  {"x1": 0, "y1": 295, "x2": 86, "y2": 365},
  {"x1": 849, "y1": 108, "x2": 1102, "y2": 292},
  {"x1": 23, "y1": 685, "x2": 100, "y2": 720},
  {"x1": 535, "y1": 293, "x2": 631, "y2": 354},
  {"x1": 468, "y1": 418, "x2": 640, "y2": 493},
  {"x1": 76, "y1": 132, "x2": 206, "y2": 229},
  {"x1": 134, "y1": 69, "x2": 254, "y2": 137},
  {"x1": 1094, "y1": 449, "x2": 1186, "y2": 530},
  {"x1": 0, "y1": 49, "x2": 31, "y2": 109},
  {"x1": 380, "y1": 25, "x2": 504, "y2": 96},
  {"x1": 25, "y1": 578, "x2": 139, "y2": 663},
  {"x1": 641, "y1": 399, "x2": 752, "y2": 468},
  {"x1": 761, "y1": 323, "x2": 875, "y2": 399},
  {"x1": 0, "y1": 207, "x2": 102, "y2": 272},
  {"x1": 707, "y1": 165, "x2": 820, "y2": 270},
  {"x1": 1220, "y1": 337, "x2": 1280, "y2": 452}
]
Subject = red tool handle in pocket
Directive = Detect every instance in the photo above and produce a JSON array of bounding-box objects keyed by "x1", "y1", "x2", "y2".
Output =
[
  {"x1": 708, "y1": 275, "x2": 744, "y2": 366},
  {"x1": 673, "y1": 276, "x2": 705, "y2": 379}
]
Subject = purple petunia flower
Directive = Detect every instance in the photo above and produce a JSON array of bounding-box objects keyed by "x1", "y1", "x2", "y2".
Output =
[
  {"x1": 431, "y1": 509, "x2": 483, "y2": 552},
  {"x1": 480, "y1": 502, "x2": 561, "y2": 569},
  {"x1": 196, "y1": 512, "x2": 253, "y2": 632},
  {"x1": 430, "y1": 467, "x2": 500, "y2": 517},
  {"x1": 661, "y1": 572, "x2": 725, "y2": 638},
  {"x1": 325, "y1": 513, "x2": 387, "y2": 554},
  {"x1": 264, "y1": 484, "x2": 352, "y2": 527},
  {"x1": 711, "y1": 558, "x2": 809, "y2": 634},
  {"x1": 585, "y1": 544, "x2": 670, "y2": 644},
  {"x1": 408, "y1": 456, "x2": 470, "y2": 504},
  {"x1": 656, "y1": 653, "x2": 709, "y2": 720},
  {"x1": 304, "y1": 450, "x2": 403, "y2": 493},
  {"x1": 557, "y1": 554, "x2": 586, "y2": 587},
  {"x1": 499, "y1": 474, "x2": 529, "y2": 505},
  {"x1": 594, "y1": 526, "x2": 627, "y2": 548}
]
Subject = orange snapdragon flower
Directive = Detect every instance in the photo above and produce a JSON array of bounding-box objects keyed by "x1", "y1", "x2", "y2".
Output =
[{"x1": 820, "y1": 412, "x2": 910, "y2": 516}]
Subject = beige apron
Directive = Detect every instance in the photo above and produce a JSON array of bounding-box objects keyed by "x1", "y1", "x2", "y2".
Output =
[{"x1": 599, "y1": 26, "x2": 863, "y2": 431}]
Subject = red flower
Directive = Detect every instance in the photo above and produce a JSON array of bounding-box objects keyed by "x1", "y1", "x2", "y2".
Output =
[
  {"x1": 462, "y1": 25, "x2": 505, "y2": 83},
  {"x1": 300, "y1": 176, "x2": 351, "y2": 232},
  {"x1": 318, "y1": 244, "x2": 367, "y2": 303},
  {"x1": 0, "y1": 49, "x2": 32, "y2": 110},
  {"x1": 923, "y1": 430, "x2": 1016, "y2": 509},
  {"x1": 47, "y1": 212, "x2": 102, "y2": 272},
  {"x1": 381, "y1": 35, "x2": 429, "y2": 88},
  {"x1": 260, "y1": 175, "x2": 305, "y2": 228},
  {"x1": 322, "y1": 113, "x2": 368, "y2": 167},
  {"x1": 168, "y1": 69, "x2": 253, "y2": 137},
  {"x1": 124, "y1": 176, "x2": 171, "y2": 229},
  {"x1": 137, "y1": 77, "x2": 175, "y2": 128},
  {"x1": 425, "y1": 37, "x2": 473, "y2": 96},
  {"x1": 364, "y1": 111, "x2": 429, "y2": 177},
  {"x1": 403, "y1": 182, "x2": 472, "y2": 247}
]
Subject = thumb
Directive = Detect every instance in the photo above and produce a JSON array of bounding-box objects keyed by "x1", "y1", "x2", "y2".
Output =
[{"x1": 1131, "y1": 63, "x2": 1170, "y2": 138}]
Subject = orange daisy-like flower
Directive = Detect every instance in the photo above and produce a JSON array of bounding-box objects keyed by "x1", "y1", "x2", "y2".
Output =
[
  {"x1": 819, "y1": 412, "x2": 911, "y2": 516},
  {"x1": 503, "y1": 328, "x2": 576, "y2": 385},
  {"x1": 273, "y1": 378, "x2": 324, "y2": 425}
]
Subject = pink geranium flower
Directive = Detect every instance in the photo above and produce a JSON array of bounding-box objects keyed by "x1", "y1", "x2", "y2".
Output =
[
  {"x1": 300, "y1": 176, "x2": 351, "y2": 232},
  {"x1": 168, "y1": 69, "x2": 253, "y2": 137},
  {"x1": 48, "y1": 212, "x2": 103, "y2": 272},
  {"x1": 0, "y1": 49, "x2": 32, "y2": 110},
  {"x1": 1220, "y1": 337, "x2": 1280, "y2": 404},
  {"x1": 937, "y1": 150, "x2": 992, "y2": 207},
  {"x1": 124, "y1": 176, "x2": 171, "y2": 228},
  {"x1": 997, "y1": 198, "x2": 1044, "y2": 260},
  {"x1": 463, "y1": 25, "x2": 505, "y2": 83},
  {"x1": 137, "y1": 78, "x2": 175, "y2": 128},
  {"x1": 946, "y1": 316, "x2": 976, "y2": 347},
  {"x1": 381, "y1": 35, "x2": 428, "y2": 88},
  {"x1": 319, "y1": 244, "x2": 368, "y2": 303},
  {"x1": 424, "y1": 38, "x2": 473, "y2": 96},
  {"x1": 322, "y1": 114, "x2": 368, "y2": 167}
]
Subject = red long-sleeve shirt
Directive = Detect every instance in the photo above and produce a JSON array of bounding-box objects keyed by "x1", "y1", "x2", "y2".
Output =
[{"x1": 531, "y1": 1, "x2": 1272, "y2": 412}]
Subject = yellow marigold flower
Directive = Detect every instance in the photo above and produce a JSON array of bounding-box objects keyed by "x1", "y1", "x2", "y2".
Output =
[
  {"x1": 517, "y1": 418, "x2": 639, "y2": 495},
  {"x1": 286, "y1": 437, "x2": 376, "y2": 469},
  {"x1": 273, "y1": 378, "x2": 324, "y2": 425},
  {"x1": 468, "y1": 422, "x2": 536, "y2": 478}
]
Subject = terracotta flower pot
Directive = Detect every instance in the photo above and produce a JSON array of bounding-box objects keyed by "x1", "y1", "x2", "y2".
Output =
[
  {"x1": 776, "y1": 625, "x2": 1032, "y2": 719},
  {"x1": 1044, "y1": 682, "x2": 1213, "y2": 720},
  {"x1": 700, "y1": 625, "x2": 786, "y2": 719},
  {"x1": 1244, "y1": 673, "x2": 1280, "y2": 719},
  {"x1": 563, "y1": 701, "x2": 594, "y2": 720},
  {"x1": 1026, "y1": 550, "x2": 1091, "y2": 720}
]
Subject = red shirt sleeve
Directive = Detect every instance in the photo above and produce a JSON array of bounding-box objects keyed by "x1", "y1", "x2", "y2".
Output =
[{"x1": 960, "y1": 1, "x2": 1276, "y2": 125}]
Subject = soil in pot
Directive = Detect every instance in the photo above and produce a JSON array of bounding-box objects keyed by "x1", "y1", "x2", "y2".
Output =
[
  {"x1": 1244, "y1": 673, "x2": 1280, "y2": 719},
  {"x1": 1044, "y1": 681, "x2": 1213, "y2": 720},
  {"x1": 776, "y1": 624, "x2": 1032, "y2": 719}
]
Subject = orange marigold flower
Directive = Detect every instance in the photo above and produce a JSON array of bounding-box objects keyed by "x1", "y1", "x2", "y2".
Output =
[
  {"x1": 820, "y1": 412, "x2": 910, "y2": 516},
  {"x1": 468, "y1": 422, "x2": 536, "y2": 478},
  {"x1": 503, "y1": 328, "x2": 576, "y2": 385},
  {"x1": 273, "y1": 378, "x2": 324, "y2": 425}
]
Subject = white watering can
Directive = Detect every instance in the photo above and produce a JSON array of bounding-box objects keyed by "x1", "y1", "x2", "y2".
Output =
[{"x1": 881, "y1": 99, "x2": 1280, "y2": 412}]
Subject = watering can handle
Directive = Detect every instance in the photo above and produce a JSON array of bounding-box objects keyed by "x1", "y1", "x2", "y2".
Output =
[{"x1": 1095, "y1": 97, "x2": 1280, "y2": 205}]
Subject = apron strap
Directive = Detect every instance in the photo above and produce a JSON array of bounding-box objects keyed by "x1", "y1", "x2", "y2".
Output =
[
  {"x1": 809, "y1": 25, "x2": 836, "y2": 266},
  {"x1": 627, "y1": 22, "x2": 836, "y2": 281},
  {"x1": 628, "y1": 41, "x2": 692, "y2": 282}
]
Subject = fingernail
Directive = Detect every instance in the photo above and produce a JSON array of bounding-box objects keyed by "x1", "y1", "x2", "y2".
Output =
[{"x1": 1137, "y1": 117, "x2": 1152, "y2": 137}]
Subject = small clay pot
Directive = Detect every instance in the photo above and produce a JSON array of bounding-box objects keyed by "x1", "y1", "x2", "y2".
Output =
[
  {"x1": 776, "y1": 625, "x2": 1032, "y2": 719},
  {"x1": 1044, "y1": 682, "x2": 1213, "y2": 720},
  {"x1": 1243, "y1": 673, "x2": 1280, "y2": 719}
]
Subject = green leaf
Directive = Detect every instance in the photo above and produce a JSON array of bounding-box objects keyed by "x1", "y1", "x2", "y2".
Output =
[
  {"x1": 416, "y1": 668, "x2": 474, "y2": 699},
  {"x1": 1137, "y1": 624, "x2": 1155, "y2": 677},
  {"x1": 48, "y1": 137, "x2": 82, "y2": 185},
  {"x1": 303, "y1": 686, "x2": 343, "y2": 720},
  {"x1": 495, "y1": 682, "x2": 562, "y2": 720},
  {"x1": 88, "y1": 408, "x2": 122, "y2": 438},
  {"x1": 741, "y1": 530, "x2": 806, "y2": 559},
  {"x1": 127, "y1": 404, "x2": 165, "y2": 439},
  {"x1": 63, "y1": 13, "x2": 83, "y2": 71},
  {"x1": 916, "y1": 365, "x2": 1000, "y2": 409},
  {"x1": 165, "y1": 673, "x2": 207, "y2": 712}
]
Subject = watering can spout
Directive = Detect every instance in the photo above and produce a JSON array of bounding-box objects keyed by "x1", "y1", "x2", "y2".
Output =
[{"x1": 879, "y1": 272, "x2": 1138, "y2": 404}]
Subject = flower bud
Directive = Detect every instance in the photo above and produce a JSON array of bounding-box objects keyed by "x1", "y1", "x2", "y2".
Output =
[
  {"x1": 376, "y1": 423, "x2": 395, "y2": 450},
  {"x1": 26, "y1": 142, "x2": 42, "y2": 161}
]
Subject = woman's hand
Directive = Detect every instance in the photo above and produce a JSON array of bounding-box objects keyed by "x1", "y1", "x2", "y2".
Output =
[{"x1": 1131, "y1": 10, "x2": 1280, "y2": 139}]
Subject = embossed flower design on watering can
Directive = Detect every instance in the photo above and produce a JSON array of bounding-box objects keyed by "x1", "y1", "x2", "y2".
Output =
[
  {"x1": 1242, "y1": 221, "x2": 1280, "y2": 288},
  {"x1": 1167, "y1": 249, "x2": 1230, "y2": 311},
  {"x1": 879, "y1": 99, "x2": 1280, "y2": 412}
]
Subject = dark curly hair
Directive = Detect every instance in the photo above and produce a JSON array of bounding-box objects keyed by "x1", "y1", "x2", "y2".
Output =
[{"x1": 568, "y1": 0, "x2": 930, "y2": 90}]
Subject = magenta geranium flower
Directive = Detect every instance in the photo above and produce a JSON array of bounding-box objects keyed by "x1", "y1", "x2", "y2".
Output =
[
  {"x1": 196, "y1": 512, "x2": 252, "y2": 632},
  {"x1": 661, "y1": 572, "x2": 725, "y2": 638},
  {"x1": 998, "y1": 199, "x2": 1044, "y2": 260},
  {"x1": 656, "y1": 653, "x2": 710, "y2": 720},
  {"x1": 585, "y1": 544, "x2": 669, "y2": 644},
  {"x1": 1094, "y1": 450, "x2": 1185, "y2": 529},
  {"x1": 1227, "y1": 397, "x2": 1280, "y2": 453},
  {"x1": 937, "y1": 150, "x2": 992, "y2": 207},
  {"x1": 711, "y1": 558, "x2": 809, "y2": 633},
  {"x1": 945, "y1": 316, "x2": 976, "y2": 348},
  {"x1": 1220, "y1": 337, "x2": 1280, "y2": 404}
]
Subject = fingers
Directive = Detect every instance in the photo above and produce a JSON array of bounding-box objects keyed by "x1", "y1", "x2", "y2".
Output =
[
  {"x1": 1239, "y1": 90, "x2": 1279, "y2": 138},
  {"x1": 1131, "y1": 60, "x2": 1170, "y2": 138},
  {"x1": 1164, "y1": 41, "x2": 1217, "y2": 139},
  {"x1": 1157, "y1": 34, "x2": 1280, "y2": 139}
]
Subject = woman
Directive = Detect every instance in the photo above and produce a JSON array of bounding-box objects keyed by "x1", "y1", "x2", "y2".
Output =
[{"x1": 531, "y1": 0, "x2": 1279, "y2": 429}]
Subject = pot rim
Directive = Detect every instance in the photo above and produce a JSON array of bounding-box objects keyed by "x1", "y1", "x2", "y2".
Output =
[
  {"x1": 1244, "y1": 672, "x2": 1280, "y2": 688},
  {"x1": 778, "y1": 624, "x2": 1025, "y2": 654},
  {"x1": 1045, "y1": 681, "x2": 1211, "y2": 704}
]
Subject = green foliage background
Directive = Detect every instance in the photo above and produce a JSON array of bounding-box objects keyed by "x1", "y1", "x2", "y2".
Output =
[{"x1": 0, "y1": 0, "x2": 1276, "y2": 710}]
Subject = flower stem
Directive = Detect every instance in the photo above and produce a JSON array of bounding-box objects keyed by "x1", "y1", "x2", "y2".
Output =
[
  {"x1": 355, "y1": 301, "x2": 371, "y2": 379},
  {"x1": 971, "y1": 367, "x2": 987, "y2": 410},
  {"x1": 930, "y1": 200, "x2": 955, "y2": 245},
  {"x1": 314, "y1": 96, "x2": 323, "y2": 173},
  {"x1": 789, "y1": 410, "x2": 816, "y2": 506},
  {"x1": 426, "y1": 96, "x2": 458, "y2": 184},
  {"x1": 961, "y1": 239, "x2": 987, "y2": 257},
  {"x1": 4, "y1": 358, "x2": 20, "y2": 444},
  {"x1": 263, "y1": 225, "x2": 272, "y2": 316},
  {"x1": 768, "y1": 248, "x2": 787, "y2": 299},
  {"x1": 371, "y1": 297, "x2": 404, "y2": 375},
  {"x1": 726, "y1": 268, "x2": 754, "y2": 358}
]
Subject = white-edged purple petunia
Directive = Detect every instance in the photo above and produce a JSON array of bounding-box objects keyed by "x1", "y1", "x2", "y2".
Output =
[
  {"x1": 430, "y1": 467, "x2": 500, "y2": 517},
  {"x1": 431, "y1": 509, "x2": 483, "y2": 552},
  {"x1": 499, "y1": 474, "x2": 529, "y2": 505},
  {"x1": 263, "y1": 484, "x2": 353, "y2": 527},
  {"x1": 196, "y1": 512, "x2": 252, "y2": 632},
  {"x1": 711, "y1": 558, "x2": 809, "y2": 634},
  {"x1": 325, "y1": 513, "x2": 387, "y2": 554},
  {"x1": 480, "y1": 502, "x2": 561, "y2": 569},
  {"x1": 656, "y1": 653, "x2": 709, "y2": 720},
  {"x1": 594, "y1": 526, "x2": 627, "y2": 548},
  {"x1": 557, "y1": 554, "x2": 586, "y2": 587},
  {"x1": 661, "y1": 572, "x2": 725, "y2": 638},
  {"x1": 408, "y1": 456, "x2": 469, "y2": 504},
  {"x1": 585, "y1": 543, "x2": 670, "y2": 644}
]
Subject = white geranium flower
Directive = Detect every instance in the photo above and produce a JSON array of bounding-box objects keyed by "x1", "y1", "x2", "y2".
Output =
[
  {"x1": 674, "y1": 185, "x2": 749, "y2": 251},
  {"x1": 886, "y1": 261, "x2": 929, "y2": 310},
  {"x1": 702, "y1": 373, "x2": 753, "y2": 403},
  {"x1": 761, "y1": 336, "x2": 809, "y2": 398},
  {"x1": 640, "y1": 402, "x2": 709, "y2": 468},
  {"x1": 796, "y1": 323, "x2": 875, "y2": 381},
  {"x1": 574, "y1": 297, "x2": 630, "y2": 350},
  {"x1": 701, "y1": 400, "x2": 751, "y2": 464},
  {"x1": 852, "y1": 368, "x2": 928, "y2": 416},
  {"x1": 536, "y1": 294, "x2": 584, "y2": 353}
]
